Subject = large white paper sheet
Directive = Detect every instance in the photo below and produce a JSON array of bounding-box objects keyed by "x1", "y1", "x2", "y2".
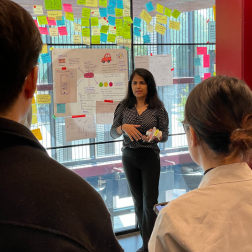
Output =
[{"x1": 96, "y1": 101, "x2": 120, "y2": 124}]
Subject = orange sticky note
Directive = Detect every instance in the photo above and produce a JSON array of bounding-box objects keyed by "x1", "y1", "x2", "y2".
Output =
[
  {"x1": 32, "y1": 97, "x2": 36, "y2": 104},
  {"x1": 31, "y1": 128, "x2": 43, "y2": 140}
]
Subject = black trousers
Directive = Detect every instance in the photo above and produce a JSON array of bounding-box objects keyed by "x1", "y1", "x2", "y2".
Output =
[{"x1": 122, "y1": 148, "x2": 160, "y2": 251}]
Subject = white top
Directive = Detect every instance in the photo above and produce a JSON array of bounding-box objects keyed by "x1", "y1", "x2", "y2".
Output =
[{"x1": 149, "y1": 162, "x2": 252, "y2": 252}]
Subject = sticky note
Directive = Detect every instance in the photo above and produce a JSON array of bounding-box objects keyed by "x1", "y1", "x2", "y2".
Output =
[
  {"x1": 49, "y1": 27, "x2": 58, "y2": 36},
  {"x1": 31, "y1": 128, "x2": 43, "y2": 140},
  {"x1": 92, "y1": 27, "x2": 100, "y2": 35},
  {"x1": 63, "y1": 4, "x2": 73, "y2": 12},
  {"x1": 169, "y1": 20, "x2": 180, "y2": 30},
  {"x1": 32, "y1": 104, "x2": 37, "y2": 114},
  {"x1": 156, "y1": 4, "x2": 164, "y2": 14},
  {"x1": 164, "y1": 7, "x2": 172, "y2": 17},
  {"x1": 140, "y1": 9, "x2": 152, "y2": 24},
  {"x1": 41, "y1": 44, "x2": 48, "y2": 54},
  {"x1": 143, "y1": 34, "x2": 150, "y2": 43},
  {"x1": 123, "y1": 30, "x2": 131, "y2": 39},
  {"x1": 58, "y1": 26, "x2": 68, "y2": 35},
  {"x1": 82, "y1": 28, "x2": 90, "y2": 37},
  {"x1": 204, "y1": 73, "x2": 211, "y2": 80},
  {"x1": 197, "y1": 47, "x2": 207, "y2": 55},
  {"x1": 194, "y1": 75, "x2": 201, "y2": 84},
  {"x1": 133, "y1": 17, "x2": 141, "y2": 28},
  {"x1": 37, "y1": 16, "x2": 48, "y2": 25},
  {"x1": 116, "y1": 27, "x2": 123, "y2": 36},
  {"x1": 52, "y1": 115, "x2": 57, "y2": 119},
  {"x1": 155, "y1": 23, "x2": 166, "y2": 35},
  {"x1": 39, "y1": 27, "x2": 49, "y2": 35},
  {"x1": 203, "y1": 54, "x2": 210, "y2": 68},
  {"x1": 108, "y1": 16, "x2": 116, "y2": 25},
  {"x1": 47, "y1": 17, "x2": 56, "y2": 26},
  {"x1": 78, "y1": 0, "x2": 86, "y2": 4},
  {"x1": 66, "y1": 12, "x2": 74, "y2": 21},
  {"x1": 83, "y1": 36, "x2": 91, "y2": 45},
  {"x1": 208, "y1": 21, "x2": 216, "y2": 43},
  {"x1": 32, "y1": 115, "x2": 38, "y2": 124},
  {"x1": 115, "y1": 8, "x2": 123, "y2": 17},
  {"x1": 107, "y1": 6, "x2": 115, "y2": 15},
  {"x1": 100, "y1": 25, "x2": 109, "y2": 33},
  {"x1": 57, "y1": 104, "x2": 66, "y2": 113},
  {"x1": 92, "y1": 35, "x2": 100, "y2": 44},
  {"x1": 99, "y1": 17, "x2": 108, "y2": 25},
  {"x1": 41, "y1": 53, "x2": 51, "y2": 63},
  {"x1": 47, "y1": 11, "x2": 62, "y2": 18},
  {"x1": 99, "y1": 0, "x2": 107, "y2": 7},
  {"x1": 194, "y1": 58, "x2": 201, "y2": 66},
  {"x1": 91, "y1": 17, "x2": 99, "y2": 26},
  {"x1": 91, "y1": 8, "x2": 100, "y2": 16},
  {"x1": 117, "y1": 0, "x2": 123, "y2": 9},
  {"x1": 123, "y1": 17, "x2": 133, "y2": 24},
  {"x1": 123, "y1": 7, "x2": 130, "y2": 17},
  {"x1": 172, "y1": 9, "x2": 181, "y2": 19},
  {"x1": 82, "y1": 8, "x2": 91, "y2": 18},
  {"x1": 133, "y1": 27, "x2": 141, "y2": 37},
  {"x1": 32, "y1": 97, "x2": 36, "y2": 104},
  {"x1": 99, "y1": 8, "x2": 107, "y2": 17},
  {"x1": 109, "y1": 0, "x2": 116, "y2": 7},
  {"x1": 50, "y1": 47, "x2": 54, "y2": 50},
  {"x1": 147, "y1": 24, "x2": 153, "y2": 33},
  {"x1": 156, "y1": 14, "x2": 167, "y2": 25},
  {"x1": 100, "y1": 33, "x2": 108, "y2": 42},
  {"x1": 213, "y1": 72, "x2": 216, "y2": 76},
  {"x1": 115, "y1": 19, "x2": 123, "y2": 28},
  {"x1": 37, "y1": 94, "x2": 51, "y2": 104},
  {"x1": 146, "y1": 2, "x2": 154, "y2": 12},
  {"x1": 116, "y1": 36, "x2": 124, "y2": 45},
  {"x1": 86, "y1": 0, "x2": 98, "y2": 7},
  {"x1": 73, "y1": 34, "x2": 82, "y2": 43},
  {"x1": 81, "y1": 17, "x2": 90, "y2": 26},
  {"x1": 45, "y1": 0, "x2": 62, "y2": 10},
  {"x1": 74, "y1": 23, "x2": 82, "y2": 33},
  {"x1": 33, "y1": 5, "x2": 43, "y2": 15},
  {"x1": 213, "y1": 5, "x2": 216, "y2": 21},
  {"x1": 34, "y1": 20, "x2": 39, "y2": 27},
  {"x1": 56, "y1": 16, "x2": 65, "y2": 26},
  {"x1": 109, "y1": 25, "x2": 116, "y2": 34},
  {"x1": 107, "y1": 33, "x2": 116, "y2": 43}
]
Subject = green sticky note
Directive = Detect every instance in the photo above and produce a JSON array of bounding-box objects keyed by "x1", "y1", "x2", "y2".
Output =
[
  {"x1": 37, "y1": 16, "x2": 48, "y2": 25},
  {"x1": 172, "y1": 9, "x2": 181, "y2": 19},
  {"x1": 52, "y1": 115, "x2": 57, "y2": 119},
  {"x1": 123, "y1": 31, "x2": 131, "y2": 39},
  {"x1": 116, "y1": 27, "x2": 123, "y2": 36},
  {"x1": 125, "y1": 47, "x2": 129, "y2": 51},
  {"x1": 81, "y1": 17, "x2": 90, "y2": 26},
  {"x1": 115, "y1": 19, "x2": 123, "y2": 28},
  {"x1": 82, "y1": 8, "x2": 91, "y2": 18},
  {"x1": 123, "y1": 23, "x2": 130, "y2": 32},
  {"x1": 45, "y1": 0, "x2": 62, "y2": 10},
  {"x1": 82, "y1": 28, "x2": 90, "y2": 37},
  {"x1": 100, "y1": 25, "x2": 109, "y2": 33},
  {"x1": 123, "y1": 17, "x2": 133, "y2": 24},
  {"x1": 78, "y1": 0, "x2": 86, "y2": 4},
  {"x1": 107, "y1": 33, "x2": 116, "y2": 43},
  {"x1": 92, "y1": 35, "x2": 100, "y2": 44},
  {"x1": 91, "y1": 17, "x2": 99, "y2": 26},
  {"x1": 213, "y1": 72, "x2": 216, "y2": 76},
  {"x1": 115, "y1": 8, "x2": 123, "y2": 17},
  {"x1": 164, "y1": 7, "x2": 172, "y2": 17},
  {"x1": 99, "y1": 0, "x2": 107, "y2": 7},
  {"x1": 66, "y1": 12, "x2": 74, "y2": 21}
]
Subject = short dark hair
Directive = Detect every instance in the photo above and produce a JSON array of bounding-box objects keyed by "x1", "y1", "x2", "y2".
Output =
[
  {"x1": 184, "y1": 75, "x2": 252, "y2": 160},
  {"x1": 0, "y1": 0, "x2": 42, "y2": 112},
  {"x1": 123, "y1": 68, "x2": 164, "y2": 109}
]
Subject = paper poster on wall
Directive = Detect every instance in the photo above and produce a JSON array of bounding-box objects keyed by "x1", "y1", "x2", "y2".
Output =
[
  {"x1": 208, "y1": 21, "x2": 216, "y2": 43},
  {"x1": 65, "y1": 115, "x2": 96, "y2": 142},
  {"x1": 96, "y1": 101, "x2": 120, "y2": 124},
  {"x1": 135, "y1": 55, "x2": 173, "y2": 86}
]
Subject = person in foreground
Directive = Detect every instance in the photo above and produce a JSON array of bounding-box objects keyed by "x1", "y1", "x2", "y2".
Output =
[
  {"x1": 110, "y1": 68, "x2": 169, "y2": 252},
  {"x1": 149, "y1": 75, "x2": 252, "y2": 252},
  {"x1": 0, "y1": 1, "x2": 123, "y2": 251}
]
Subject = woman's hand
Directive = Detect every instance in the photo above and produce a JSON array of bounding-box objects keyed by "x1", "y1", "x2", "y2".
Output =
[
  {"x1": 142, "y1": 129, "x2": 163, "y2": 143},
  {"x1": 122, "y1": 124, "x2": 142, "y2": 141}
]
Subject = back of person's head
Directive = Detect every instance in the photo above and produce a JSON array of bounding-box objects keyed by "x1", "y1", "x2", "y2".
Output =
[
  {"x1": 184, "y1": 75, "x2": 252, "y2": 162},
  {"x1": 0, "y1": 0, "x2": 42, "y2": 113}
]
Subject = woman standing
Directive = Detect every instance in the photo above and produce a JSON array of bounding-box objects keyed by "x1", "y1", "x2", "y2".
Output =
[{"x1": 110, "y1": 68, "x2": 169, "y2": 252}]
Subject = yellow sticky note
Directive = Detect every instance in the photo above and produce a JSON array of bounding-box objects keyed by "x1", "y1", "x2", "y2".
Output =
[
  {"x1": 123, "y1": 17, "x2": 133, "y2": 24},
  {"x1": 33, "y1": 5, "x2": 43, "y2": 15},
  {"x1": 49, "y1": 28, "x2": 58, "y2": 36},
  {"x1": 147, "y1": 24, "x2": 153, "y2": 33},
  {"x1": 116, "y1": 27, "x2": 123, "y2": 36},
  {"x1": 74, "y1": 23, "x2": 82, "y2": 33},
  {"x1": 78, "y1": 0, "x2": 86, "y2": 4},
  {"x1": 123, "y1": 8, "x2": 130, "y2": 17},
  {"x1": 73, "y1": 35, "x2": 82, "y2": 43},
  {"x1": 164, "y1": 7, "x2": 172, "y2": 17},
  {"x1": 47, "y1": 11, "x2": 62, "y2": 18},
  {"x1": 124, "y1": 38, "x2": 131, "y2": 48},
  {"x1": 37, "y1": 16, "x2": 48, "y2": 25},
  {"x1": 66, "y1": 12, "x2": 74, "y2": 21},
  {"x1": 50, "y1": 47, "x2": 54, "y2": 50},
  {"x1": 123, "y1": 30, "x2": 131, "y2": 39},
  {"x1": 99, "y1": 0, "x2": 107, "y2": 7},
  {"x1": 172, "y1": 9, "x2": 181, "y2": 19},
  {"x1": 31, "y1": 128, "x2": 43, "y2": 140},
  {"x1": 109, "y1": 25, "x2": 116, "y2": 34},
  {"x1": 41, "y1": 44, "x2": 48, "y2": 54},
  {"x1": 91, "y1": 17, "x2": 99, "y2": 26},
  {"x1": 83, "y1": 36, "x2": 91, "y2": 45},
  {"x1": 82, "y1": 8, "x2": 91, "y2": 18},
  {"x1": 107, "y1": 33, "x2": 116, "y2": 43},
  {"x1": 213, "y1": 5, "x2": 216, "y2": 21},
  {"x1": 100, "y1": 25, "x2": 109, "y2": 34},
  {"x1": 86, "y1": 0, "x2": 98, "y2": 7},
  {"x1": 140, "y1": 9, "x2": 152, "y2": 24},
  {"x1": 92, "y1": 27, "x2": 100, "y2": 35},
  {"x1": 169, "y1": 20, "x2": 180, "y2": 30},
  {"x1": 115, "y1": 8, "x2": 123, "y2": 17},
  {"x1": 156, "y1": 4, "x2": 164, "y2": 14},
  {"x1": 116, "y1": 36, "x2": 124, "y2": 45},
  {"x1": 32, "y1": 97, "x2": 36, "y2": 104},
  {"x1": 115, "y1": 19, "x2": 123, "y2": 28},
  {"x1": 91, "y1": 8, "x2": 100, "y2": 17},
  {"x1": 99, "y1": 17, "x2": 108, "y2": 26},
  {"x1": 91, "y1": 35, "x2": 100, "y2": 44},
  {"x1": 155, "y1": 23, "x2": 166, "y2": 35},
  {"x1": 32, "y1": 104, "x2": 37, "y2": 114},
  {"x1": 82, "y1": 28, "x2": 90, "y2": 37},
  {"x1": 37, "y1": 94, "x2": 51, "y2": 104},
  {"x1": 156, "y1": 14, "x2": 167, "y2": 25},
  {"x1": 32, "y1": 115, "x2": 38, "y2": 124},
  {"x1": 81, "y1": 17, "x2": 90, "y2": 26},
  {"x1": 213, "y1": 72, "x2": 216, "y2": 76}
]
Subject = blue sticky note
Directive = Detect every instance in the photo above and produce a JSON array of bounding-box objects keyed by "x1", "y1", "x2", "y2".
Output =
[
  {"x1": 133, "y1": 27, "x2": 141, "y2": 37},
  {"x1": 117, "y1": 0, "x2": 123, "y2": 9},
  {"x1": 41, "y1": 53, "x2": 51, "y2": 64},
  {"x1": 100, "y1": 33, "x2": 108, "y2": 42},
  {"x1": 194, "y1": 75, "x2": 201, "y2": 84},
  {"x1": 109, "y1": 0, "x2": 116, "y2": 7},
  {"x1": 107, "y1": 6, "x2": 115, "y2": 15},
  {"x1": 37, "y1": 55, "x2": 40, "y2": 63},
  {"x1": 108, "y1": 16, "x2": 116, "y2": 26},
  {"x1": 133, "y1": 17, "x2": 141, "y2": 28},
  {"x1": 143, "y1": 35, "x2": 150, "y2": 43},
  {"x1": 57, "y1": 104, "x2": 66, "y2": 113},
  {"x1": 146, "y1": 2, "x2": 154, "y2": 12},
  {"x1": 56, "y1": 16, "x2": 65, "y2": 26},
  {"x1": 99, "y1": 8, "x2": 107, "y2": 17},
  {"x1": 194, "y1": 58, "x2": 201, "y2": 66}
]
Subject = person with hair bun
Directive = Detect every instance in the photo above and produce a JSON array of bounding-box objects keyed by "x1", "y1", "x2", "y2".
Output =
[{"x1": 149, "y1": 75, "x2": 252, "y2": 252}]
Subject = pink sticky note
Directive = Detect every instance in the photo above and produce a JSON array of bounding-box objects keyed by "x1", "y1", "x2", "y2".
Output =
[
  {"x1": 34, "y1": 20, "x2": 39, "y2": 27},
  {"x1": 203, "y1": 54, "x2": 210, "y2": 68},
  {"x1": 58, "y1": 27, "x2": 68, "y2": 35},
  {"x1": 63, "y1": 4, "x2": 73, "y2": 12},
  {"x1": 204, "y1": 73, "x2": 211, "y2": 80},
  {"x1": 47, "y1": 17, "x2": 56, "y2": 26},
  {"x1": 38, "y1": 27, "x2": 49, "y2": 35},
  {"x1": 197, "y1": 47, "x2": 207, "y2": 55}
]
